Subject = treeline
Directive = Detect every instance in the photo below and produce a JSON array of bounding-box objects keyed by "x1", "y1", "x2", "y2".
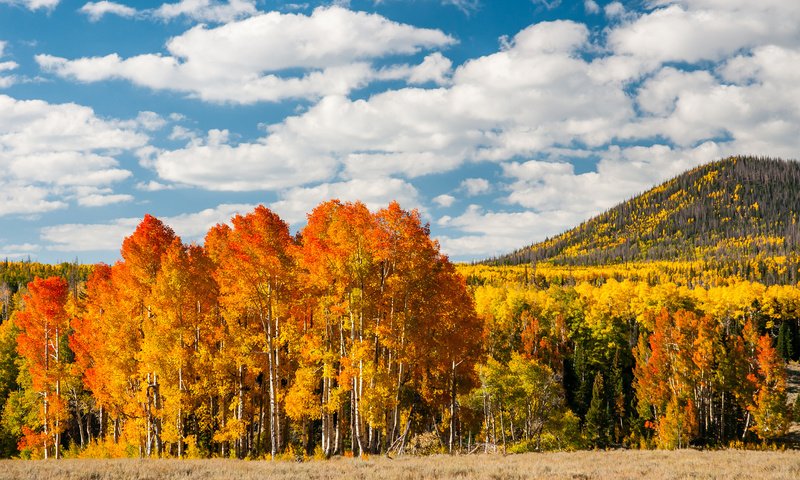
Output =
[
  {"x1": 0, "y1": 204, "x2": 797, "y2": 460},
  {"x1": 1, "y1": 201, "x2": 481, "y2": 459},
  {"x1": 493, "y1": 157, "x2": 800, "y2": 285},
  {"x1": 0, "y1": 261, "x2": 91, "y2": 322},
  {"x1": 466, "y1": 265, "x2": 797, "y2": 450}
]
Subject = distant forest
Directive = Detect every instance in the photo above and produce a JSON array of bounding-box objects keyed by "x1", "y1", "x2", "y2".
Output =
[{"x1": 493, "y1": 157, "x2": 800, "y2": 285}]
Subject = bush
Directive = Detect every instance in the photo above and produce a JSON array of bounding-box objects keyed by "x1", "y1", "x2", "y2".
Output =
[
  {"x1": 405, "y1": 432, "x2": 443, "y2": 456},
  {"x1": 793, "y1": 395, "x2": 800, "y2": 422}
]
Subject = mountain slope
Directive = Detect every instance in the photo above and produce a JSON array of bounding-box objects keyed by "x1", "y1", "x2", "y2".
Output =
[{"x1": 493, "y1": 156, "x2": 800, "y2": 281}]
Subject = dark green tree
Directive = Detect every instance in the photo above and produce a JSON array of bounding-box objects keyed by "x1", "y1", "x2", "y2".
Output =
[
  {"x1": 777, "y1": 321, "x2": 794, "y2": 361},
  {"x1": 607, "y1": 350, "x2": 626, "y2": 444},
  {"x1": 585, "y1": 372, "x2": 609, "y2": 448}
]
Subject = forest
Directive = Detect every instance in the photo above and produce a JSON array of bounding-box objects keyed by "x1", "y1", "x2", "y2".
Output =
[
  {"x1": 0, "y1": 196, "x2": 797, "y2": 460},
  {"x1": 494, "y1": 156, "x2": 800, "y2": 285}
]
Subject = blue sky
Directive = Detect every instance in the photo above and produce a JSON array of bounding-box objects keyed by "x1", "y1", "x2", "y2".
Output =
[{"x1": 0, "y1": 0, "x2": 798, "y2": 263}]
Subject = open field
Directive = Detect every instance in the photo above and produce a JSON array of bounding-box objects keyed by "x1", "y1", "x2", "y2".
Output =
[{"x1": 1, "y1": 450, "x2": 799, "y2": 480}]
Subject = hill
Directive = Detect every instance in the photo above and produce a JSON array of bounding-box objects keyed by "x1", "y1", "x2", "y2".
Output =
[{"x1": 492, "y1": 156, "x2": 800, "y2": 284}]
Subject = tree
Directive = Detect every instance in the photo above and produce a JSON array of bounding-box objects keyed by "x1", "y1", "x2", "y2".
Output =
[
  {"x1": 206, "y1": 205, "x2": 296, "y2": 459},
  {"x1": 70, "y1": 263, "x2": 140, "y2": 449},
  {"x1": 776, "y1": 321, "x2": 794, "y2": 361},
  {"x1": 0, "y1": 315, "x2": 21, "y2": 456},
  {"x1": 584, "y1": 372, "x2": 608, "y2": 448},
  {"x1": 749, "y1": 334, "x2": 789, "y2": 440},
  {"x1": 14, "y1": 277, "x2": 71, "y2": 459},
  {"x1": 120, "y1": 214, "x2": 178, "y2": 457}
]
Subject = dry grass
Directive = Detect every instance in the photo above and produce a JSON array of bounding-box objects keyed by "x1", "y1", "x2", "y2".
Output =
[{"x1": 1, "y1": 449, "x2": 799, "y2": 480}]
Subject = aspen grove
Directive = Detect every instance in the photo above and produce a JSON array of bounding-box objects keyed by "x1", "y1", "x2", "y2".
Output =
[
  {"x1": 7, "y1": 201, "x2": 482, "y2": 459},
  {"x1": 1, "y1": 201, "x2": 794, "y2": 459}
]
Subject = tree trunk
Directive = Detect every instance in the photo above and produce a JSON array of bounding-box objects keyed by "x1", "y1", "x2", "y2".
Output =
[{"x1": 449, "y1": 360, "x2": 457, "y2": 453}]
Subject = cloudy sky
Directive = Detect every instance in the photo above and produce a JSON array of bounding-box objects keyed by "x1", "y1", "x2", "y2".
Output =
[{"x1": 0, "y1": 0, "x2": 798, "y2": 263}]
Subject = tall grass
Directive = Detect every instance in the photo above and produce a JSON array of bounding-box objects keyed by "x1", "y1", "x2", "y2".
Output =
[{"x1": 1, "y1": 449, "x2": 799, "y2": 479}]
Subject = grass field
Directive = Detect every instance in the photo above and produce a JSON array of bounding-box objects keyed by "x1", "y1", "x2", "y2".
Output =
[{"x1": 1, "y1": 449, "x2": 799, "y2": 480}]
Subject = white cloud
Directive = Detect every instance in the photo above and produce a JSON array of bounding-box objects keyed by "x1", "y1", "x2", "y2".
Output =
[
  {"x1": 433, "y1": 194, "x2": 455, "y2": 208},
  {"x1": 0, "y1": 94, "x2": 148, "y2": 215},
  {"x1": 0, "y1": 185, "x2": 66, "y2": 216},
  {"x1": 142, "y1": 129, "x2": 338, "y2": 191},
  {"x1": 38, "y1": 6, "x2": 456, "y2": 104},
  {"x1": 584, "y1": 0, "x2": 599, "y2": 14},
  {"x1": 0, "y1": 0, "x2": 59, "y2": 11},
  {"x1": 460, "y1": 178, "x2": 490, "y2": 196},
  {"x1": 76, "y1": 193, "x2": 134, "y2": 207},
  {"x1": 271, "y1": 178, "x2": 422, "y2": 225},
  {"x1": 0, "y1": 41, "x2": 17, "y2": 88},
  {"x1": 604, "y1": 1, "x2": 627, "y2": 19},
  {"x1": 138, "y1": 20, "x2": 635, "y2": 193},
  {"x1": 608, "y1": 2, "x2": 800, "y2": 63},
  {"x1": 29, "y1": 1, "x2": 800, "y2": 262},
  {"x1": 41, "y1": 203, "x2": 256, "y2": 252},
  {"x1": 0, "y1": 243, "x2": 41, "y2": 259},
  {"x1": 437, "y1": 205, "x2": 583, "y2": 259},
  {"x1": 79, "y1": 1, "x2": 258, "y2": 24},
  {"x1": 135, "y1": 180, "x2": 176, "y2": 191},
  {"x1": 153, "y1": 0, "x2": 257, "y2": 23},
  {"x1": 376, "y1": 52, "x2": 453, "y2": 86},
  {"x1": 502, "y1": 142, "x2": 728, "y2": 216},
  {"x1": 79, "y1": 1, "x2": 137, "y2": 22}
]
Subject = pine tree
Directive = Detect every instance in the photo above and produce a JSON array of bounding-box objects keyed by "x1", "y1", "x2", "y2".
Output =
[
  {"x1": 776, "y1": 321, "x2": 792, "y2": 361},
  {"x1": 585, "y1": 372, "x2": 609, "y2": 448},
  {"x1": 608, "y1": 350, "x2": 626, "y2": 444}
]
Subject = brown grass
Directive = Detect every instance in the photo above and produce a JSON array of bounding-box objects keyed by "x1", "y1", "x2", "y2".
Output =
[{"x1": 1, "y1": 449, "x2": 799, "y2": 480}]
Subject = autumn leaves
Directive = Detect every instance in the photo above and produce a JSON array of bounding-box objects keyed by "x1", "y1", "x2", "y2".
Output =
[
  {"x1": 8, "y1": 202, "x2": 796, "y2": 459},
  {"x1": 13, "y1": 201, "x2": 481, "y2": 459}
]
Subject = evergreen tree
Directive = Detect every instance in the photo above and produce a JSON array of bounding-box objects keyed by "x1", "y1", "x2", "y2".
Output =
[
  {"x1": 793, "y1": 395, "x2": 800, "y2": 423},
  {"x1": 776, "y1": 321, "x2": 791, "y2": 361},
  {"x1": 585, "y1": 372, "x2": 609, "y2": 448},
  {"x1": 608, "y1": 350, "x2": 626, "y2": 444}
]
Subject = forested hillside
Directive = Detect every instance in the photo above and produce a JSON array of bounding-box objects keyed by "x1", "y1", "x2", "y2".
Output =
[{"x1": 494, "y1": 157, "x2": 800, "y2": 285}]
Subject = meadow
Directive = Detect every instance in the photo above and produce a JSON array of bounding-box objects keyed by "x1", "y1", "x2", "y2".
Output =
[{"x1": 1, "y1": 449, "x2": 799, "y2": 480}]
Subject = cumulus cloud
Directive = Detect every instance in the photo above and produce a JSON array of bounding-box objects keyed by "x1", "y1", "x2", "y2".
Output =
[
  {"x1": 28, "y1": 1, "x2": 800, "y2": 261},
  {"x1": 79, "y1": 1, "x2": 137, "y2": 21},
  {"x1": 140, "y1": 128, "x2": 338, "y2": 191},
  {"x1": 38, "y1": 6, "x2": 455, "y2": 103},
  {"x1": 608, "y1": 1, "x2": 800, "y2": 63},
  {"x1": 433, "y1": 194, "x2": 455, "y2": 208},
  {"x1": 0, "y1": 0, "x2": 59, "y2": 11},
  {"x1": 584, "y1": 0, "x2": 599, "y2": 14},
  {"x1": 41, "y1": 203, "x2": 256, "y2": 252},
  {"x1": 460, "y1": 178, "x2": 490, "y2": 196},
  {"x1": 147, "y1": 20, "x2": 630, "y2": 192},
  {"x1": 0, "y1": 94, "x2": 148, "y2": 215},
  {"x1": 75, "y1": 190, "x2": 134, "y2": 207},
  {"x1": 270, "y1": 178, "x2": 423, "y2": 225},
  {"x1": 0, "y1": 243, "x2": 41, "y2": 259},
  {"x1": 437, "y1": 205, "x2": 583, "y2": 258}
]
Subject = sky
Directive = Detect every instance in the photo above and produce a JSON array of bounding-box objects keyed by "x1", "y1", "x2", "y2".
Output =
[{"x1": 0, "y1": 0, "x2": 798, "y2": 264}]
